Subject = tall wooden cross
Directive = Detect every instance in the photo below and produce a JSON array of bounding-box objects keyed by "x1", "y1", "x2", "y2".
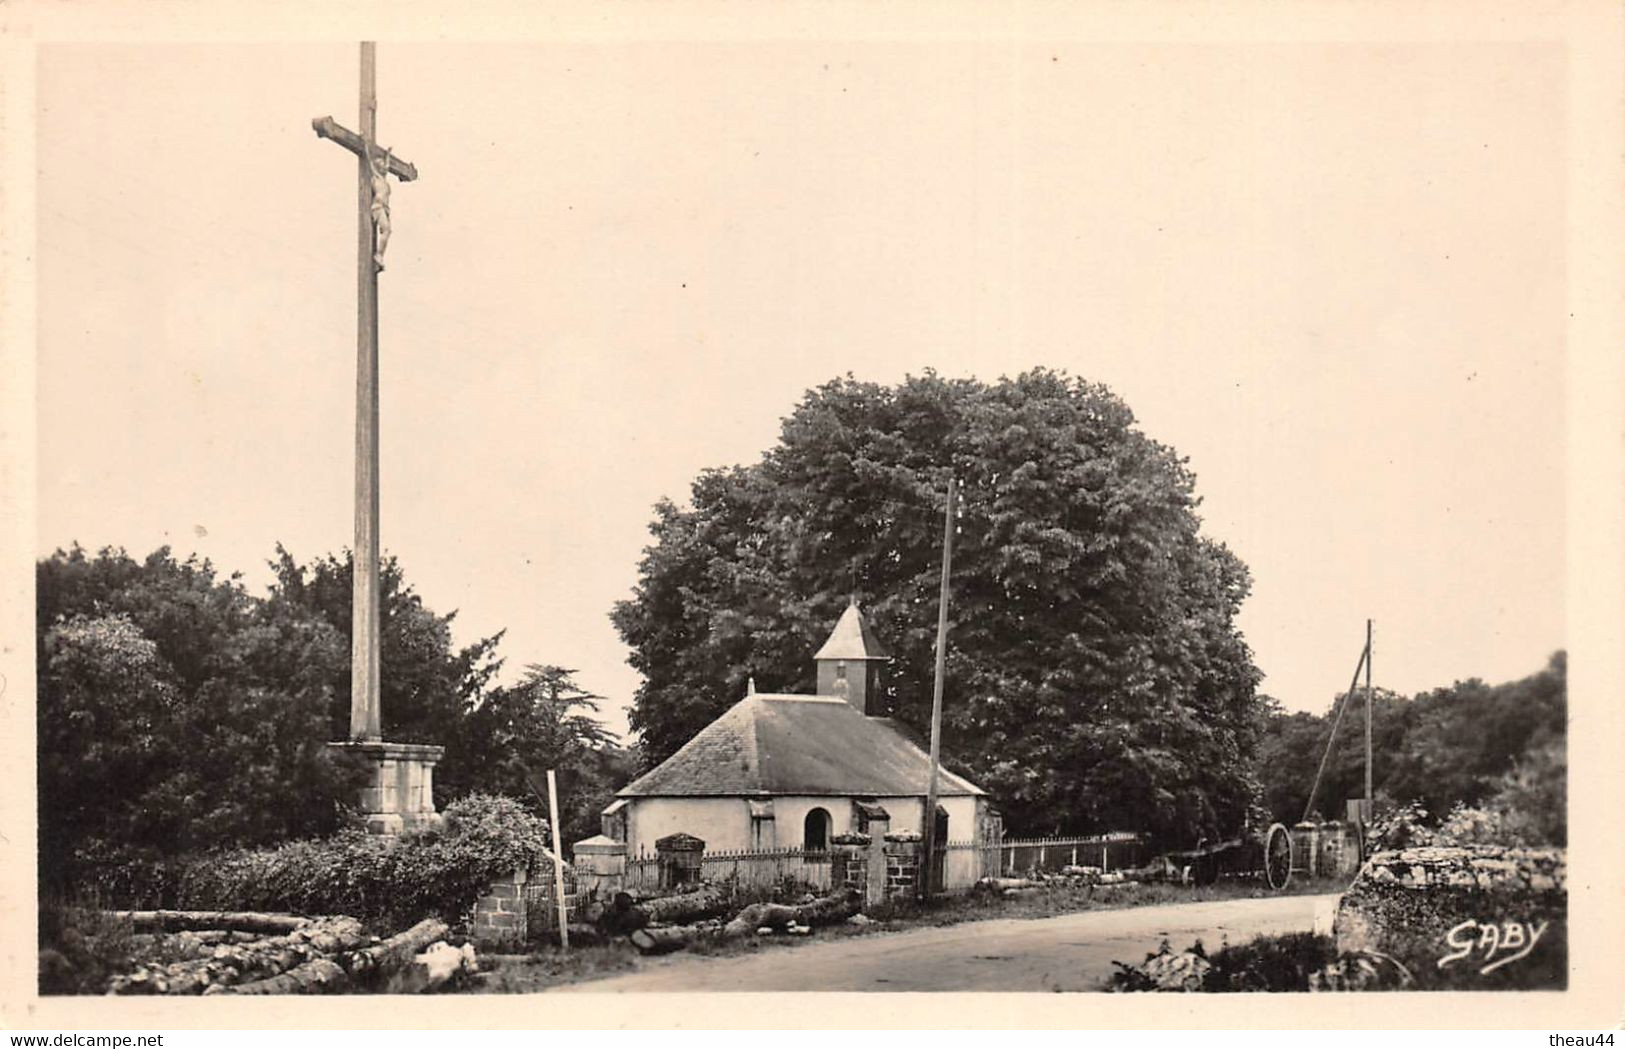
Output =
[{"x1": 312, "y1": 42, "x2": 418, "y2": 742}]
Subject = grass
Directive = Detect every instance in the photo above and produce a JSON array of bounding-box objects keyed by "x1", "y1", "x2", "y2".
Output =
[{"x1": 474, "y1": 874, "x2": 1350, "y2": 993}]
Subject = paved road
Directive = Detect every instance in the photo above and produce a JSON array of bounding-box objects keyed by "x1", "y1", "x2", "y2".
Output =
[{"x1": 552, "y1": 893, "x2": 1341, "y2": 993}]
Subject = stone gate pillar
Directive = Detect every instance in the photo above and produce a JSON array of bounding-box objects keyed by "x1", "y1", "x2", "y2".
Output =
[{"x1": 573, "y1": 835, "x2": 628, "y2": 902}]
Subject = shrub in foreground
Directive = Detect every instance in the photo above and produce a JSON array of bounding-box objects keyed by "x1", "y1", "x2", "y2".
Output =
[{"x1": 178, "y1": 794, "x2": 548, "y2": 931}]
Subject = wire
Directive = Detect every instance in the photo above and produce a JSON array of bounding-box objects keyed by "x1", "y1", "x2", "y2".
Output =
[{"x1": 1301, "y1": 637, "x2": 1369, "y2": 823}]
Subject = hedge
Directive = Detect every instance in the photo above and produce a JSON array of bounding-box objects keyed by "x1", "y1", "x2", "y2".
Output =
[{"x1": 177, "y1": 794, "x2": 549, "y2": 931}]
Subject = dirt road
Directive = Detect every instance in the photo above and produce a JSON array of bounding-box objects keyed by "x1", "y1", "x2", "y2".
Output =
[{"x1": 551, "y1": 892, "x2": 1341, "y2": 993}]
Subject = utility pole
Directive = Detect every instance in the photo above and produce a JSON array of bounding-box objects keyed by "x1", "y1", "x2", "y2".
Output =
[
  {"x1": 920, "y1": 476, "x2": 958, "y2": 899},
  {"x1": 1364, "y1": 618, "x2": 1374, "y2": 814},
  {"x1": 312, "y1": 43, "x2": 418, "y2": 742}
]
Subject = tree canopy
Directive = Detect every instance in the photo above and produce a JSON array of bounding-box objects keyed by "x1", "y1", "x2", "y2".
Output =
[
  {"x1": 612, "y1": 370, "x2": 1265, "y2": 843},
  {"x1": 1255, "y1": 651, "x2": 1566, "y2": 832},
  {"x1": 37, "y1": 543, "x2": 626, "y2": 897}
]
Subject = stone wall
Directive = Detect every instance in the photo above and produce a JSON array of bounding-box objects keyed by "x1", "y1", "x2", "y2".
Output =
[
  {"x1": 468, "y1": 867, "x2": 528, "y2": 949},
  {"x1": 1333, "y1": 845, "x2": 1566, "y2": 989}
]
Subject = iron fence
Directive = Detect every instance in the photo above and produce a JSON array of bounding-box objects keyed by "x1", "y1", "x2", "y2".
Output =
[{"x1": 623, "y1": 845, "x2": 835, "y2": 896}]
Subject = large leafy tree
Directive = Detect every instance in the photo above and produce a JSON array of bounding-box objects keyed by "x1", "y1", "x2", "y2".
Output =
[
  {"x1": 38, "y1": 543, "x2": 625, "y2": 895},
  {"x1": 455, "y1": 665, "x2": 632, "y2": 846},
  {"x1": 613, "y1": 370, "x2": 1265, "y2": 843},
  {"x1": 36, "y1": 546, "x2": 366, "y2": 893}
]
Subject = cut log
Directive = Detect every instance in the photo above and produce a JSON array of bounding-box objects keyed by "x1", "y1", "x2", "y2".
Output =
[
  {"x1": 639, "y1": 883, "x2": 730, "y2": 924},
  {"x1": 538, "y1": 922, "x2": 604, "y2": 948},
  {"x1": 340, "y1": 918, "x2": 449, "y2": 981},
  {"x1": 976, "y1": 877, "x2": 1039, "y2": 892},
  {"x1": 722, "y1": 889, "x2": 860, "y2": 938},
  {"x1": 596, "y1": 892, "x2": 650, "y2": 936},
  {"x1": 217, "y1": 958, "x2": 349, "y2": 996},
  {"x1": 110, "y1": 911, "x2": 313, "y2": 935},
  {"x1": 629, "y1": 925, "x2": 708, "y2": 955}
]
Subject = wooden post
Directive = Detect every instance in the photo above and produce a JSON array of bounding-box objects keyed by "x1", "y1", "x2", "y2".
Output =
[
  {"x1": 547, "y1": 769, "x2": 570, "y2": 948},
  {"x1": 350, "y1": 41, "x2": 383, "y2": 741},
  {"x1": 920, "y1": 476, "x2": 958, "y2": 898},
  {"x1": 1364, "y1": 619, "x2": 1374, "y2": 814}
]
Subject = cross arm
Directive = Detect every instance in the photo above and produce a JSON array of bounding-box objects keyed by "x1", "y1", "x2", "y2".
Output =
[{"x1": 311, "y1": 116, "x2": 419, "y2": 181}]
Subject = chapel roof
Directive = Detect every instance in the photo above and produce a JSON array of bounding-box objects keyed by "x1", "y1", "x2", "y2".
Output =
[{"x1": 616, "y1": 692, "x2": 983, "y2": 798}]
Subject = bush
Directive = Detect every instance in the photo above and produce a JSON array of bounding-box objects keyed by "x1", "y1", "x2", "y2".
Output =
[
  {"x1": 38, "y1": 900, "x2": 135, "y2": 995},
  {"x1": 61, "y1": 840, "x2": 184, "y2": 910},
  {"x1": 178, "y1": 794, "x2": 549, "y2": 931},
  {"x1": 1201, "y1": 932, "x2": 1337, "y2": 992}
]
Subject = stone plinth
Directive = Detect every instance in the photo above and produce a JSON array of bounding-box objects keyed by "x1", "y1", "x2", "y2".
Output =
[{"x1": 329, "y1": 740, "x2": 445, "y2": 836}]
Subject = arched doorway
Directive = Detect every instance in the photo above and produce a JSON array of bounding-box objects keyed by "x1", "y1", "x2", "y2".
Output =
[{"x1": 803, "y1": 807, "x2": 832, "y2": 851}]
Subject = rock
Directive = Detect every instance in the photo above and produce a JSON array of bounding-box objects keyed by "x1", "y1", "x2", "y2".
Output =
[
  {"x1": 1309, "y1": 950, "x2": 1413, "y2": 992},
  {"x1": 1135, "y1": 942, "x2": 1211, "y2": 992},
  {"x1": 385, "y1": 941, "x2": 476, "y2": 994},
  {"x1": 846, "y1": 914, "x2": 874, "y2": 926}
]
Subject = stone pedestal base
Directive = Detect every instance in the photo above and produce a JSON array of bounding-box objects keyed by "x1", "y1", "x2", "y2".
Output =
[{"x1": 329, "y1": 740, "x2": 445, "y2": 835}]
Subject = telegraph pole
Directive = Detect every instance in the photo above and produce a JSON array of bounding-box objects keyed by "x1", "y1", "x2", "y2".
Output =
[
  {"x1": 920, "y1": 476, "x2": 958, "y2": 898},
  {"x1": 1364, "y1": 618, "x2": 1374, "y2": 812}
]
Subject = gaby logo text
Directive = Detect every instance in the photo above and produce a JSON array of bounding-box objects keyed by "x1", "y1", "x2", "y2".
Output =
[{"x1": 1437, "y1": 918, "x2": 1550, "y2": 975}]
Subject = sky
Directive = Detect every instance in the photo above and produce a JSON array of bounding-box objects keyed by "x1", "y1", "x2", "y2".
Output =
[{"x1": 32, "y1": 39, "x2": 1566, "y2": 739}]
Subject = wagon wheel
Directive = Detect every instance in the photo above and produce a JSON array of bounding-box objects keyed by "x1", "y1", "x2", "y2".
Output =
[{"x1": 1263, "y1": 822, "x2": 1293, "y2": 891}]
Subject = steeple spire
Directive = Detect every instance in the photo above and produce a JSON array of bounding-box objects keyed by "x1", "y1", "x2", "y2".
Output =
[{"x1": 814, "y1": 601, "x2": 890, "y2": 715}]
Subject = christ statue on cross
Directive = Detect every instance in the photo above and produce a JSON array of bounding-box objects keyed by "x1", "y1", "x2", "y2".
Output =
[{"x1": 368, "y1": 145, "x2": 392, "y2": 271}]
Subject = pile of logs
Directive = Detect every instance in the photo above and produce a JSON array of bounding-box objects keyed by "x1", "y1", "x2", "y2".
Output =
[
  {"x1": 624, "y1": 887, "x2": 862, "y2": 955},
  {"x1": 104, "y1": 911, "x2": 477, "y2": 995},
  {"x1": 974, "y1": 867, "x2": 1136, "y2": 897}
]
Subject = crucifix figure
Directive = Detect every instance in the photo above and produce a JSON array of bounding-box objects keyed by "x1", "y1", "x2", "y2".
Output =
[
  {"x1": 367, "y1": 145, "x2": 393, "y2": 270},
  {"x1": 312, "y1": 43, "x2": 441, "y2": 835}
]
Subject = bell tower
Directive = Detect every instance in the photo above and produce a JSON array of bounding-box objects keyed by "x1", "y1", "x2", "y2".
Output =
[{"x1": 813, "y1": 598, "x2": 891, "y2": 715}]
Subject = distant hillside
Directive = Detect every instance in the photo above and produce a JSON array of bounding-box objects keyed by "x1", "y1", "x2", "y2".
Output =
[{"x1": 1255, "y1": 652, "x2": 1565, "y2": 835}]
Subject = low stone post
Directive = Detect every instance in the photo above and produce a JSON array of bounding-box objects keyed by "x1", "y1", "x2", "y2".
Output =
[
  {"x1": 1294, "y1": 821, "x2": 1322, "y2": 879},
  {"x1": 883, "y1": 832, "x2": 923, "y2": 901},
  {"x1": 469, "y1": 867, "x2": 528, "y2": 948},
  {"x1": 573, "y1": 835, "x2": 627, "y2": 903},
  {"x1": 864, "y1": 817, "x2": 891, "y2": 907},
  {"x1": 830, "y1": 834, "x2": 871, "y2": 903}
]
